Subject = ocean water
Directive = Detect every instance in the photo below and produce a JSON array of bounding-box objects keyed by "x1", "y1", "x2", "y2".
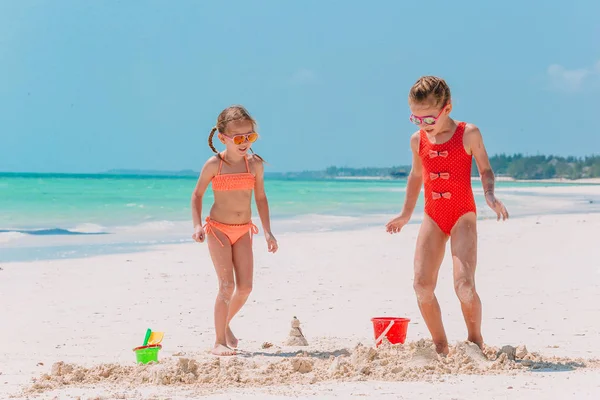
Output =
[{"x1": 1, "y1": 173, "x2": 599, "y2": 262}]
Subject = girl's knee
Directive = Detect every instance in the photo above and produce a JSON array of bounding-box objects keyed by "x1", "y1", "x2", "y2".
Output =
[
  {"x1": 454, "y1": 277, "x2": 476, "y2": 303},
  {"x1": 236, "y1": 282, "x2": 253, "y2": 297},
  {"x1": 413, "y1": 275, "x2": 436, "y2": 302},
  {"x1": 218, "y1": 280, "x2": 235, "y2": 303}
]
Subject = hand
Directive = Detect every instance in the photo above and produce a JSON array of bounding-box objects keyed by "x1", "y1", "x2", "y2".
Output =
[
  {"x1": 192, "y1": 225, "x2": 206, "y2": 243},
  {"x1": 265, "y1": 231, "x2": 278, "y2": 253},
  {"x1": 485, "y1": 192, "x2": 509, "y2": 221},
  {"x1": 386, "y1": 214, "x2": 410, "y2": 234}
]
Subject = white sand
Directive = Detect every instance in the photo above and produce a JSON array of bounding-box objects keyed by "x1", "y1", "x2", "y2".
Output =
[
  {"x1": 1, "y1": 211, "x2": 600, "y2": 399},
  {"x1": 485, "y1": 177, "x2": 600, "y2": 184}
]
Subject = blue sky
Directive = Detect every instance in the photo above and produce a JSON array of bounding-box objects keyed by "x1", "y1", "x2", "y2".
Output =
[{"x1": 1, "y1": 0, "x2": 599, "y2": 173}]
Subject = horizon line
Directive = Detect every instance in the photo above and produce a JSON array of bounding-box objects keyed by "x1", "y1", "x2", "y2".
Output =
[{"x1": 1, "y1": 151, "x2": 599, "y2": 176}]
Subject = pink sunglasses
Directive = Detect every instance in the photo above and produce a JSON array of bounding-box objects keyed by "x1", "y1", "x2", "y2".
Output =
[{"x1": 409, "y1": 104, "x2": 448, "y2": 126}]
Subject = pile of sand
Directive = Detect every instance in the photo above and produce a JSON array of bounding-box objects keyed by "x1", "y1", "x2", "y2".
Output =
[
  {"x1": 25, "y1": 339, "x2": 598, "y2": 395},
  {"x1": 285, "y1": 316, "x2": 309, "y2": 346}
]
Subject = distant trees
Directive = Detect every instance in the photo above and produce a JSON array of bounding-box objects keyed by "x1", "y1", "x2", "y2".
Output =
[
  {"x1": 472, "y1": 154, "x2": 600, "y2": 180},
  {"x1": 320, "y1": 154, "x2": 600, "y2": 180}
]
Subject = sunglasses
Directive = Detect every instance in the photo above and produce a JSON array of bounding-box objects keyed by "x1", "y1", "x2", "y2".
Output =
[
  {"x1": 409, "y1": 104, "x2": 447, "y2": 126},
  {"x1": 221, "y1": 132, "x2": 259, "y2": 145}
]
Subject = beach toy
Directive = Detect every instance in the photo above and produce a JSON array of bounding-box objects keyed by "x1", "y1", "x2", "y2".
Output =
[
  {"x1": 142, "y1": 328, "x2": 152, "y2": 346},
  {"x1": 134, "y1": 328, "x2": 165, "y2": 364},
  {"x1": 133, "y1": 344, "x2": 162, "y2": 364},
  {"x1": 371, "y1": 317, "x2": 410, "y2": 346},
  {"x1": 147, "y1": 331, "x2": 164, "y2": 345}
]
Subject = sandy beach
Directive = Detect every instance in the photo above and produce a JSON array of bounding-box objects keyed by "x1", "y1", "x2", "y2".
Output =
[
  {"x1": 1, "y1": 203, "x2": 600, "y2": 399},
  {"x1": 3, "y1": 0, "x2": 600, "y2": 397},
  {"x1": 494, "y1": 177, "x2": 600, "y2": 184}
]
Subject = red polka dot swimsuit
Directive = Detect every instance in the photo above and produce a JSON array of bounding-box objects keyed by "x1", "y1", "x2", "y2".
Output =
[{"x1": 419, "y1": 121, "x2": 476, "y2": 235}]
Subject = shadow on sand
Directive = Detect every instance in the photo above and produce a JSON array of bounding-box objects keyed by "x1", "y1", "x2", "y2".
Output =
[
  {"x1": 237, "y1": 348, "x2": 351, "y2": 359},
  {"x1": 524, "y1": 360, "x2": 587, "y2": 372}
]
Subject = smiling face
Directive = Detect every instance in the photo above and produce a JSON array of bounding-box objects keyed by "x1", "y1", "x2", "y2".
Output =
[
  {"x1": 218, "y1": 119, "x2": 257, "y2": 157},
  {"x1": 207, "y1": 105, "x2": 259, "y2": 159}
]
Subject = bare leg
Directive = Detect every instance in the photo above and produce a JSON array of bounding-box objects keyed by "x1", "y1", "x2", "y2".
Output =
[
  {"x1": 413, "y1": 214, "x2": 450, "y2": 355},
  {"x1": 225, "y1": 232, "x2": 254, "y2": 348},
  {"x1": 207, "y1": 229, "x2": 236, "y2": 356},
  {"x1": 450, "y1": 212, "x2": 483, "y2": 349}
]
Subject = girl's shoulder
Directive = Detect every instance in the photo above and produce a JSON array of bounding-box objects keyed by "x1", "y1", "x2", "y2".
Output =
[
  {"x1": 461, "y1": 122, "x2": 482, "y2": 141},
  {"x1": 410, "y1": 130, "x2": 421, "y2": 152},
  {"x1": 201, "y1": 155, "x2": 221, "y2": 175},
  {"x1": 206, "y1": 155, "x2": 222, "y2": 166},
  {"x1": 458, "y1": 121, "x2": 478, "y2": 133},
  {"x1": 246, "y1": 153, "x2": 265, "y2": 177},
  {"x1": 459, "y1": 122, "x2": 484, "y2": 153},
  {"x1": 247, "y1": 153, "x2": 265, "y2": 166}
]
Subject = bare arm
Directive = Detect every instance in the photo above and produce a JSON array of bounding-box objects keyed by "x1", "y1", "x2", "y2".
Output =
[
  {"x1": 386, "y1": 133, "x2": 423, "y2": 233},
  {"x1": 191, "y1": 158, "x2": 218, "y2": 229},
  {"x1": 253, "y1": 158, "x2": 278, "y2": 252},
  {"x1": 400, "y1": 132, "x2": 424, "y2": 218},
  {"x1": 465, "y1": 124, "x2": 509, "y2": 220},
  {"x1": 253, "y1": 160, "x2": 273, "y2": 235},
  {"x1": 465, "y1": 125, "x2": 495, "y2": 195}
]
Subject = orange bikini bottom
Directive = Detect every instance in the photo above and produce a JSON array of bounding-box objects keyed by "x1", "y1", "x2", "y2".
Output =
[{"x1": 203, "y1": 217, "x2": 259, "y2": 247}]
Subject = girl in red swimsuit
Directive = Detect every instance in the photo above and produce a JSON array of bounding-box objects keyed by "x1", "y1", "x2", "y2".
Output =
[
  {"x1": 191, "y1": 105, "x2": 278, "y2": 356},
  {"x1": 386, "y1": 76, "x2": 509, "y2": 355}
]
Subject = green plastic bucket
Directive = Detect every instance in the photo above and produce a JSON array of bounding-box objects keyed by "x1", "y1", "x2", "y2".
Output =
[{"x1": 133, "y1": 344, "x2": 162, "y2": 364}]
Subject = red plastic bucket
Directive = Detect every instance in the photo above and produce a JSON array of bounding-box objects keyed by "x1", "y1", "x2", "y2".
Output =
[{"x1": 371, "y1": 317, "x2": 410, "y2": 346}]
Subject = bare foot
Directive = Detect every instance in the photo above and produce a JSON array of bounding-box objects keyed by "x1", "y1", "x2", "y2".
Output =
[
  {"x1": 211, "y1": 344, "x2": 236, "y2": 356},
  {"x1": 434, "y1": 341, "x2": 449, "y2": 356},
  {"x1": 226, "y1": 326, "x2": 239, "y2": 349},
  {"x1": 468, "y1": 335, "x2": 484, "y2": 351}
]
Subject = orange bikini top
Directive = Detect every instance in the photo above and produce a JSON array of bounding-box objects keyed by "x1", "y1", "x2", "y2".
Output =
[{"x1": 211, "y1": 155, "x2": 255, "y2": 192}]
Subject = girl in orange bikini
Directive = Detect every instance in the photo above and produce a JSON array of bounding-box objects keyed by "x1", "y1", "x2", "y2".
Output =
[
  {"x1": 191, "y1": 105, "x2": 278, "y2": 356},
  {"x1": 386, "y1": 76, "x2": 509, "y2": 355}
]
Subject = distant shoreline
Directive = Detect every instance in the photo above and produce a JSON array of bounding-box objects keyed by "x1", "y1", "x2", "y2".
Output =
[
  {"x1": 1, "y1": 171, "x2": 600, "y2": 184},
  {"x1": 2, "y1": 152, "x2": 599, "y2": 181},
  {"x1": 335, "y1": 176, "x2": 600, "y2": 184},
  {"x1": 493, "y1": 176, "x2": 600, "y2": 184}
]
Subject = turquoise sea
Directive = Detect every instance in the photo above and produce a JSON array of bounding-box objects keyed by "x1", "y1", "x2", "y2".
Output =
[{"x1": 1, "y1": 173, "x2": 599, "y2": 262}]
